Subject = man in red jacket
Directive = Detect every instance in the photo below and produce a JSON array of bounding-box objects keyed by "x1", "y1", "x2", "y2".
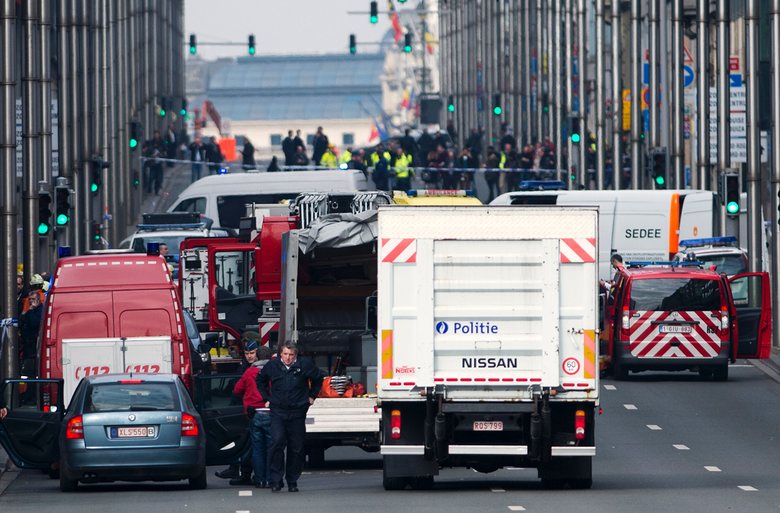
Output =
[{"x1": 230, "y1": 341, "x2": 273, "y2": 487}]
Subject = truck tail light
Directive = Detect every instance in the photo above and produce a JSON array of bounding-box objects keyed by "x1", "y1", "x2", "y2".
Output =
[
  {"x1": 66, "y1": 416, "x2": 84, "y2": 439},
  {"x1": 621, "y1": 306, "x2": 630, "y2": 330},
  {"x1": 574, "y1": 410, "x2": 586, "y2": 440},
  {"x1": 181, "y1": 413, "x2": 199, "y2": 437},
  {"x1": 390, "y1": 409, "x2": 401, "y2": 439},
  {"x1": 720, "y1": 306, "x2": 729, "y2": 331}
]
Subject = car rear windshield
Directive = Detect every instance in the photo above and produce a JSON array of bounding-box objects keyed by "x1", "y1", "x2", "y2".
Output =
[
  {"x1": 697, "y1": 254, "x2": 747, "y2": 275},
  {"x1": 86, "y1": 382, "x2": 179, "y2": 412},
  {"x1": 629, "y1": 278, "x2": 722, "y2": 311}
]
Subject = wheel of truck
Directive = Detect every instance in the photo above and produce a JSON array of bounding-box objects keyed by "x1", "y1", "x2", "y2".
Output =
[
  {"x1": 408, "y1": 476, "x2": 434, "y2": 490},
  {"x1": 712, "y1": 364, "x2": 729, "y2": 382},
  {"x1": 382, "y1": 467, "x2": 407, "y2": 491},
  {"x1": 612, "y1": 360, "x2": 629, "y2": 380},
  {"x1": 306, "y1": 445, "x2": 326, "y2": 469}
]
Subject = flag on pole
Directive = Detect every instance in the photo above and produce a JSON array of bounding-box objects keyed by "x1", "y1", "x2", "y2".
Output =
[{"x1": 387, "y1": 1, "x2": 403, "y2": 42}]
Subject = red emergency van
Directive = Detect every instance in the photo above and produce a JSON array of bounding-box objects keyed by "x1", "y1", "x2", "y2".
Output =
[
  {"x1": 40, "y1": 252, "x2": 194, "y2": 403},
  {"x1": 603, "y1": 262, "x2": 771, "y2": 380}
]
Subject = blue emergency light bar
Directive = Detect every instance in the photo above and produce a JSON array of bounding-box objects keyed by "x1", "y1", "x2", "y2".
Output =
[
  {"x1": 58, "y1": 246, "x2": 72, "y2": 258},
  {"x1": 678, "y1": 236, "x2": 737, "y2": 248},
  {"x1": 518, "y1": 180, "x2": 567, "y2": 191},
  {"x1": 146, "y1": 242, "x2": 160, "y2": 256},
  {"x1": 626, "y1": 261, "x2": 703, "y2": 268}
]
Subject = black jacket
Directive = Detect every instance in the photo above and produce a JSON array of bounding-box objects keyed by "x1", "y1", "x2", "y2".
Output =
[{"x1": 256, "y1": 357, "x2": 324, "y2": 412}]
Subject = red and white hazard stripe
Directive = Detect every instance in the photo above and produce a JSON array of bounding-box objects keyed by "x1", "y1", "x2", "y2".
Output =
[
  {"x1": 628, "y1": 310, "x2": 722, "y2": 358},
  {"x1": 380, "y1": 238, "x2": 417, "y2": 263},
  {"x1": 560, "y1": 238, "x2": 596, "y2": 263},
  {"x1": 259, "y1": 321, "x2": 278, "y2": 346}
]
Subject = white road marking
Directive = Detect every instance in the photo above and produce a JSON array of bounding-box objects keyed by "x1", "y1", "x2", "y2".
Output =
[
  {"x1": 238, "y1": 490, "x2": 252, "y2": 497},
  {"x1": 604, "y1": 384, "x2": 617, "y2": 390},
  {"x1": 646, "y1": 424, "x2": 662, "y2": 430},
  {"x1": 624, "y1": 404, "x2": 638, "y2": 410},
  {"x1": 673, "y1": 444, "x2": 690, "y2": 450},
  {"x1": 237, "y1": 510, "x2": 250, "y2": 513},
  {"x1": 738, "y1": 485, "x2": 758, "y2": 491},
  {"x1": 508, "y1": 507, "x2": 526, "y2": 511},
  {"x1": 730, "y1": 364, "x2": 752, "y2": 368},
  {"x1": 704, "y1": 466, "x2": 722, "y2": 472},
  {"x1": 491, "y1": 488, "x2": 506, "y2": 492}
]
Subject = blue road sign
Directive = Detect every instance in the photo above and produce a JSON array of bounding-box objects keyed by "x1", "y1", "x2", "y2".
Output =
[
  {"x1": 683, "y1": 65, "x2": 694, "y2": 88},
  {"x1": 729, "y1": 74, "x2": 742, "y2": 87}
]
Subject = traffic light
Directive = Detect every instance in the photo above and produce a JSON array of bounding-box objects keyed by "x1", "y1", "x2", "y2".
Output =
[
  {"x1": 370, "y1": 1, "x2": 378, "y2": 23},
  {"x1": 90, "y1": 157, "x2": 109, "y2": 194},
  {"x1": 179, "y1": 99, "x2": 187, "y2": 116},
  {"x1": 723, "y1": 172, "x2": 740, "y2": 216},
  {"x1": 650, "y1": 148, "x2": 667, "y2": 189},
  {"x1": 447, "y1": 95, "x2": 455, "y2": 113},
  {"x1": 188, "y1": 34, "x2": 197, "y2": 55},
  {"x1": 248, "y1": 34, "x2": 256, "y2": 55},
  {"x1": 398, "y1": 0, "x2": 406, "y2": 3},
  {"x1": 38, "y1": 191, "x2": 52, "y2": 235},
  {"x1": 55, "y1": 185, "x2": 71, "y2": 226},
  {"x1": 492, "y1": 94, "x2": 502, "y2": 116},
  {"x1": 349, "y1": 34, "x2": 357, "y2": 55},
  {"x1": 570, "y1": 116, "x2": 581, "y2": 143},
  {"x1": 158, "y1": 96, "x2": 167, "y2": 117},
  {"x1": 129, "y1": 120, "x2": 141, "y2": 149},
  {"x1": 91, "y1": 221, "x2": 101, "y2": 243},
  {"x1": 403, "y1": 33, "x2": 412, "y2": 53},
  {"x1": 133, "y1": 171, "x2": 140, "y2": 189}
]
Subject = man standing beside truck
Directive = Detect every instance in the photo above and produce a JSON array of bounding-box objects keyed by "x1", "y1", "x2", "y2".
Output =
[{"x1": 256, "y1": 341, "x2": 324, "y2": 493}]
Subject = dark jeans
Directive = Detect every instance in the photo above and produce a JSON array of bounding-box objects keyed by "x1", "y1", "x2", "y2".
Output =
[
  {"x1": 251, "y1": 412, "x2": 272, "y2": 485},
  {"x1": 191, "y1": 163, "x2": 202, "y2": 183},
  {"x1": 149, "y1": 164, "x2": 163, "y2": 194},
  {"x1": 269, "y1": 409, "x2": 307, "y2": 486}
]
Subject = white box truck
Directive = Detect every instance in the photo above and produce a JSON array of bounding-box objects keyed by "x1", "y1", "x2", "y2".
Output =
[{"x1": 377, "y1": 206, "x2": 599, "y2": 490}]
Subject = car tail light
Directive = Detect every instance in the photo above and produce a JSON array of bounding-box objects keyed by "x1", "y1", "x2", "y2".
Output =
[
  {"x1": 181, "y1": 413, "x2": 199, "y2": 437},
  {"x1": 119, "y1": 379, "x2": 143, "y2": 384},
  {"x1": 574, "y1": 410, "x2": 586, "y2": 441},
  {"x1": 66, "y1": 416, "x2": 84, "y2": 440},
  {"x1": 720, "y1": 305, "x2": 729, "y2": 330},
  {"x1": 390, "y1": 409, "x2": 401, "y2": 440}
]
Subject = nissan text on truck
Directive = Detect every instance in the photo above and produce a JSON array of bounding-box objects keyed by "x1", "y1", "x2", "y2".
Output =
[{"x1": 377, "y1": 206, "x2": 599, "y2": 489}]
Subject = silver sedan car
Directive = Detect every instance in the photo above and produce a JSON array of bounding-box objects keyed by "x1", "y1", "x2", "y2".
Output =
[{"x1": 58, "y1": 374, "x2": 206, "y2": 491}]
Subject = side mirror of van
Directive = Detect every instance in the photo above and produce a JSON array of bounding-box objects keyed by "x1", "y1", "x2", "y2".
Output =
[
  {"x1": 365, "y1": 295, "x2": 377, "y2": 332},
  {"x1": 203, "y1": 332, "x2": 219, "y2": 346}
]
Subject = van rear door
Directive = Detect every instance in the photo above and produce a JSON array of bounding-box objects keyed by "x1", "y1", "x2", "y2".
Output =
[
  {"x1": 729, "y1": 272, "x2": 772, "y2": 359},
  {"x1": 627, "y1": 277, "x2": 724, "y2": 359},
  {"x1": 207, "y1": 242, "x2": 263, "y2": 339}
]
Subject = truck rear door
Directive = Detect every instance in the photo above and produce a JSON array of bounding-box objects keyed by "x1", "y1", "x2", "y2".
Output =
[
  {"x1": 729, "y1": 272, "x2": 772, "y2": 359},
  {"x1": 381, "y1": 238, "x2": 563, "y2": 397}
]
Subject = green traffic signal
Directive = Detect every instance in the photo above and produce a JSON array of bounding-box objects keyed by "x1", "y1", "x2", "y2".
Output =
[
  {"x1": 370, "y1": 1, "x2": 378, "y2": 23},
  {"x1": 129, "y1": 138, "x2": 138, "y2": 148},
  {"x1": 493, "y1": 106, "x2": 502, "y2": 116},
  {"x1": 90, "y1": 183, "x2": 98, "y2": 193},
  {"x1": 56, "y1": 213, "x2": 69, "y2": 226},
  {"x1": 448, "y1": 103, "x2": 455, "y2": 113},
  {"x1": 655, "y1": 175, "x2": 665, "y2": 186},
  {"x1": 726, "y1": 200, "x2": 739, "y2": 214},
  {"x1": 370, "y1": 15, "x2": 378, "y2": 23},
  {"x1": 571, "y1": 133, "x2": 581, "y2": 143},
  {"x1": 38, "y1": 222, "x2": 50, "y2": 235},
  {"x1": 159, "y1": 107, "x2": 166, "y2": 117}
]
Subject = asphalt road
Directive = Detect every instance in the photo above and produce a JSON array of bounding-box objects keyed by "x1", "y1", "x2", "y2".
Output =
[{"x1": 1, "y1": 361, "x2": 779, "y2": 513}]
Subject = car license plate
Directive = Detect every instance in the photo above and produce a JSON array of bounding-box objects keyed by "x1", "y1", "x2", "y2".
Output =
[
  {"x1": 114, "y1": 426, "x2": 155, "y2": 438},
  {"x1": 659, "y1": 325, "x2": 692, "y2": 334},
  {"x1": 473, "y1": 421, "x2": 503, "y2": 431}
]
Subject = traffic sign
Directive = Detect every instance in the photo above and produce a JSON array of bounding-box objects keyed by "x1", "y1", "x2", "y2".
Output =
[
  {"x1": 683, "y1": 66, "x2": 694, "y2": 88},
  {"x1": 729, "y1": 74, "x2": 743, "y2": 87}
]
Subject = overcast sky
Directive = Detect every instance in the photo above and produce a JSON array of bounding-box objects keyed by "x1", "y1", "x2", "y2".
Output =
[{"x1": 185, "y1": 0, "x2": 394, "y2": 60}]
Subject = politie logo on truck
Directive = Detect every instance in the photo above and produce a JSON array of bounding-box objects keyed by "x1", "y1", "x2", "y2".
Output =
[{"x1": 435, "y1": 321, "x2": 499, "y2": 335}]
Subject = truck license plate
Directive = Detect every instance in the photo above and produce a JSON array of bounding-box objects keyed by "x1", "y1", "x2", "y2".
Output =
[
  {"x1": 473, "y1": 421, "x2": 503, "y2": 431},
  {"x1": 659, "y1": 325, "x2": 692, "y2": 334},
  {"x1": 114, "y1": 426, "x2": 155, "y2": 438}
]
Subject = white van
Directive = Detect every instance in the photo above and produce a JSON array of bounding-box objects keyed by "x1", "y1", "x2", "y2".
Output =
[
  {"x1": 490, "y1": 190, "x2": 716, "y2": 279},
  {"x1": 168, "y1": 170, "x2": 371, "y2": 230}
]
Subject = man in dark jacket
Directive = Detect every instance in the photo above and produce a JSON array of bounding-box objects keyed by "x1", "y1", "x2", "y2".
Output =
[
  {"x1": 311, "y1": 127, "x2": 329, "y2": 165},
  {"x1": 282, "y1": 130, "x2": 296, "y2": 166},
  {"x1": 256, "y1": 341, "x2": 324, "y2": 493}
]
